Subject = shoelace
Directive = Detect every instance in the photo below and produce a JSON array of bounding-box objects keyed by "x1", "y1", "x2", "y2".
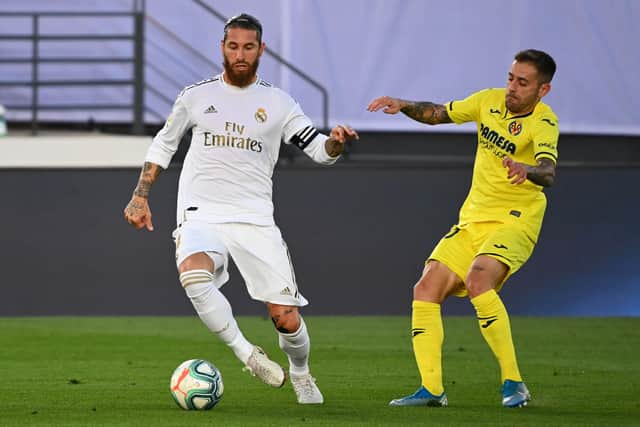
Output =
[
  {"x1": 293, "y1": 376, "x2": 317, "y2": 396},
  {"x1": 243, "y1": 356, "x2": 279, "y2": 382}
]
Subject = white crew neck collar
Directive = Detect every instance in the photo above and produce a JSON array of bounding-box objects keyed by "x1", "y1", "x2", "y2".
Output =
[{"x1": 219, "y1": 72, "x2": 260, "y2": 92}]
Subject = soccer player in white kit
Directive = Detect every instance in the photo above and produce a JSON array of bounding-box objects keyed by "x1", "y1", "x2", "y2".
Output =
[{"x1": 124, "y1": 13, "x2": 358, "y2": 404}]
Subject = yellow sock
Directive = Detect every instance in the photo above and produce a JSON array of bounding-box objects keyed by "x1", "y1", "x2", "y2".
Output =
[
  {"x1": 411, "y1": 300, "x2": 444, "y2": 395},
  {"x1": 470, "y1": 290, "x2": 522, "y2": 382}
]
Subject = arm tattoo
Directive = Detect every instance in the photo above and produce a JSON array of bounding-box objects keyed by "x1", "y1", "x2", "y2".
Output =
[
  {"x1": 400, "y1": 101, "x2": 452, "y2": 125},
  {"x1": 126, "y1": 197, "x2": 148, "y2": 215},
  {"x1": 325, "y1": 137, "x2": 345, "y2": 157},
  {"x1": 525, "y1": 158, "x2": 556, "y2": 187},
  {"x1": 133, "y1": 162, "x2": 163, "y2": 198}
]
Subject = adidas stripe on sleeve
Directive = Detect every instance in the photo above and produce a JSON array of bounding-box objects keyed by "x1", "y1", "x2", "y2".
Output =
[
  {"x1": 290, "y1": 126, "x2": 320, "y2": 150},
  {"x1": 291, "y1": 126, "x2": 338, "y2": 165}
]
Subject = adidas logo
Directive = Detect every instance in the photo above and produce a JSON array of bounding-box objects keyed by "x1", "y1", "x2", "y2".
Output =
[
  {"x1": 204, "y1": 105, "x2": 218, "y2": 114},
  {"x1": 280, "y1": 287, "x2": 292, "y2": 296}
]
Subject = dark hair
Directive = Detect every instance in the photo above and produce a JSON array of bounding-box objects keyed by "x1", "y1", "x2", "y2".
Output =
[
  {"x1": 223, "y1": 13, "x2": 263, "y2": 43},
  {"x1": 514, "y1": 49, "x2": 556, "y2": 83}
]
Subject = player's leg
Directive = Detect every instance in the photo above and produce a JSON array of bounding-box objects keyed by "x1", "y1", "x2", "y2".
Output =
[
  {"x1": 175, "y1": 222, "x2": 284, "y2": 388},
  {"x1": 389, "y1": 260, "x2": 462, "y2": 407},
  {"x1": 220, "y1": 223, "x2": 318, "y2": 401},
  {"x1": 391, "y1": 224, "x2": 474, "y2": 407},
  {"x1": 466, "y1": 256, "x2": 529, "y2": 406},
  {"x1": 466, "y1": 255, "x2": 521, "y2": 381},
  {"x1": 268, "y1": 303, "x2": 322, "y2": 404},
  {"x1": 413, "y1": 261, "x2": 463, "y2": 394},
  {"x1": 268, "y1": 304, "x2": 307, "y2": 376},
  {"x1": 467, "y1": 224, "x2": 535, "y2": 407},
  {"x1": 177, "y1": 252, "x2": 253, "y2": 368}
]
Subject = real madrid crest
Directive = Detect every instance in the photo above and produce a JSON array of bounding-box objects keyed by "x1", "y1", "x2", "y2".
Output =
[
  {"x1": 255, "y1": 108, "x2": 267, "y2": 123},
  {"x1": 508, "y1": 120, "x2": 522, "y2": 136}
]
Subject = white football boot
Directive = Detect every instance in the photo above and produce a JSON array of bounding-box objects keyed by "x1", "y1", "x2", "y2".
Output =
[
  {"x1": 290, "y1": 373, "x2": 324, "y2": 404},
  {"x1": 243, "y1": 346, "x2": 286, "y2": 388}
]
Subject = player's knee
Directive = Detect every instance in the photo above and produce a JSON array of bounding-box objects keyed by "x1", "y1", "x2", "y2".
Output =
[
  {"x1": 465, "y1": 257, "x2": 507, "y2": 297},
  {"x1": 465, "y1": 279, "x2": 485, "y2": 298},
  {"x1": 465, "y1": 267, "x2": 494, "y2": 297},
  {"x1": 413, "y1": 261, "x2": 458, "y2": 303},
  {"x1": 178, "y1": 252, "x2": 214, "y2": 274},
  {"x1": 269, "y1": 305, "x2": 300, "y2": 333}
]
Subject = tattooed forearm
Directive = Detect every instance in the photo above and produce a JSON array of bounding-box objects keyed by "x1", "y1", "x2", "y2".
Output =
[
  {"x1": 525, "y1": 158, "x2": 556, "y2": 187},
  {"x1": 325, "y1": 137, "x2": 345, "y2": 157},
  {"x1": 400, "y1": 101, "x2": 452, "y2": 125},
  {"x1": 126, "y1": 197, "x2": 148, "y2": 216},
  {"x1": 133, "y1": 162, "x2": 163, "y2": 198}
]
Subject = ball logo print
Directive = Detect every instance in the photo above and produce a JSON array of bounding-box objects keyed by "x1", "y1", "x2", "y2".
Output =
[{"x1": 170, "y1": 359, "x2": 224, "y2": 410}]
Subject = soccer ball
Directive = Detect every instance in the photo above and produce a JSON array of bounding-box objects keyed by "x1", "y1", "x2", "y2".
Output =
[{"x1": 169, "y1": 359, "x2": 224, "y2": 410}]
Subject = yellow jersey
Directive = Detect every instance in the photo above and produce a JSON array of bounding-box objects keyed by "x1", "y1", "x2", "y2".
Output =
[{"x1": 447, "y1": 88, "x2": 559, "y2": 241}]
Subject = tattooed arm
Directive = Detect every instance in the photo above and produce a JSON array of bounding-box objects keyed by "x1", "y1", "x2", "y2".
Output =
[
  {"x1": 399, "y1": 101, "x2": 452, "y2": 125},
  {"x1": 502, "y1": 157, "x2": 556, "y2": 187},
  {"x1": 124, "y1": 162, "x2": 163, "y2": 231},
  {"x1": 367, "y1": 96, "x2": 452, "y2": 125}
]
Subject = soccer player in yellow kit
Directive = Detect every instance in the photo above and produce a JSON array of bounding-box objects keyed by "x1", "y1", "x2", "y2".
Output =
[{"x1": 367, "y1": 49, "x2": 558, "y2": 408}]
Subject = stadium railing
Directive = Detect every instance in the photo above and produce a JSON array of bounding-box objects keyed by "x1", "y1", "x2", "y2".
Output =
[
  {"x1": 0, "y1": 0, "x2": 329, "y2": 135},
  {"x1": 0, "y1": 7, "x2": 146, "y2": 135}
]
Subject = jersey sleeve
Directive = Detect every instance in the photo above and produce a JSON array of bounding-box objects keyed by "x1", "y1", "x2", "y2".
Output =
[
  {"x1": 279, "y1": 92, "x2": 338, "y2": 164},
  {"x1": 447, "y1": 89, "x2": 491, "y2": 124},
  {"x1": 145, "y1": 95, "x2": 193, "y2": 168},
  {"x1": 532, "y1": 113, "x2": 559, "y2": 164},
  {"x1": 282, "y1": 99, "x2": 314, "y2": 145}
]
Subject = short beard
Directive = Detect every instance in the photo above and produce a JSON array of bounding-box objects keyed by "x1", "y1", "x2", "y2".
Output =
[
  {"x1": 505, "y1": 99, "x2": 521, "y2": 114},
  {"x1": 223, "y1": 57, "x2": 260, "y2": 87}
]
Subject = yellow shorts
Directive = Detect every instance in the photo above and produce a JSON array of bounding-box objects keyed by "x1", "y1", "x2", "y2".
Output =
[{"x1": 428, "y1": 221, "x2": 536, "y2": 297}]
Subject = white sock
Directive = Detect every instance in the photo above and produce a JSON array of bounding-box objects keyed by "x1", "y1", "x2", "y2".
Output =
[
  {"x1": 181, "y1": 270, "x2": 254, "y2": 364},
  {"x1": 278, "y1": 316, "x2": 310, "y2": 376}
]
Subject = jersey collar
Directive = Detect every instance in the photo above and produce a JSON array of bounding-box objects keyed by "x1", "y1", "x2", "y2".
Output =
[
  {"x1": 219, "y1": 72, "x2": 261, "y2": 92},
  {"x1": 503, "y1": 103, "x2": 539, "y2": 121}
]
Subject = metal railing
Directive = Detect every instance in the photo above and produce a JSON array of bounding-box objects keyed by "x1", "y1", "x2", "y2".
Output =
[
  {"x1": 0, "y1": 7, "x2": 145, "y2": 135},
  {"x1": 0, "y1": 1, "x2": 330, "y2": 134},
  {"x1": 143, "y1": 13, "x2": 222, "y2": 122}
]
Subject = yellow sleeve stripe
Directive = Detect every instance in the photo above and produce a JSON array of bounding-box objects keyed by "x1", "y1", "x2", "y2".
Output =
[{"x1": 535, "y1": 151, "x2": 558, "y2": 162}]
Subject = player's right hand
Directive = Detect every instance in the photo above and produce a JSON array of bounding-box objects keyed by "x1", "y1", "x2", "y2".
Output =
[
  {"x1": 366, "y1": 96, "x2": 403, "y2": 114},
  {"x1": 124, "y1": 196, "x2": 154, "y2": 231},
  {"x1": 502, "y1": 156, "x2": 528, "y2": 185}
]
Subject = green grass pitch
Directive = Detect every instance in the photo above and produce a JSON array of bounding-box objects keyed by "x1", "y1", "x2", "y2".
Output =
[{"x1": 1, "y1": 316, "x2": 638, "y2": 426}]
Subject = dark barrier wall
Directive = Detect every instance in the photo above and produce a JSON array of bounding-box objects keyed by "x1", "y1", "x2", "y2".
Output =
[{"x1": 1, "y1": 152, "x2": 638, "y2": 316}]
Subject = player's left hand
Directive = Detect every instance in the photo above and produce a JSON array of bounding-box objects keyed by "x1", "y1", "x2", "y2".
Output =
[
  {"x1": 502, "y1": 156, "x2": 528, "y2": 185},
  {"x1": 330, "y1": 124, "x2": 359, "y2": 144}
]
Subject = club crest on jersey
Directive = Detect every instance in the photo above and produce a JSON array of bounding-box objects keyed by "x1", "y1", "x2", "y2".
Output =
[
  {"x1": 508, "y1": 120, "x2": 522, "y2": 136},
  {"x1": 255, "y1": 108, "x2": 267, "y2": 123}
]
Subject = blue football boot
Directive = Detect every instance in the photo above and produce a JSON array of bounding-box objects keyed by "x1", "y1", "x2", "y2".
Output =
[
  {"x1": 389, "y1": 386, "x2": 448, "y2": 407},
  {"x1": 501, "y1": 380, "x2": 531, "y2": 408}
]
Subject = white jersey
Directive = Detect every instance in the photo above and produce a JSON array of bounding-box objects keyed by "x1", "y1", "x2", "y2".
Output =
[{"x1": 145, "y1": 73, "x2": 337, "y2": 226}]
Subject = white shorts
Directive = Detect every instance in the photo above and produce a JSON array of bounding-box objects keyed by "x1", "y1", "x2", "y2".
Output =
[{"x1": 173, "y1": 221, "x2": 308, "y2": 307}]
